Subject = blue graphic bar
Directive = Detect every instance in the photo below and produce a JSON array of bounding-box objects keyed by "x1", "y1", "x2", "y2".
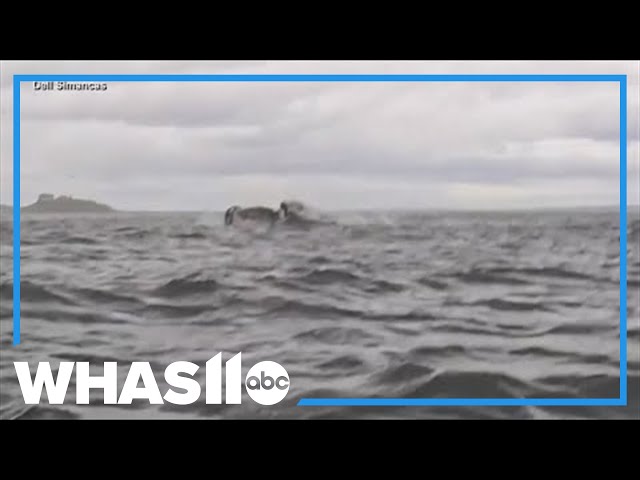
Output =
[
  {"x1": 15, "y1": 74, "x2": 627, "y2": 83},
  {"x1": 297, "y1": 398, "x2": 626, "y2": 406},
  {"x1": 619, "y1": 76, "x2": 627, "y2": 402},
  {"x1": 13, "y1": 76, "x2": 21, "y2": 346}
]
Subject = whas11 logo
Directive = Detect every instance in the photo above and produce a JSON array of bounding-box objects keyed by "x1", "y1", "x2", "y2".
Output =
[{"x1": 14, "y1": 353, "x2": 290, "y2": 406}]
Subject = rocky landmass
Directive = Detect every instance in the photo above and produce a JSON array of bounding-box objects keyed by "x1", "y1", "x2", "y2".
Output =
[{"x1": 21, "y1": 194, "x2": 115, "y2": 213}]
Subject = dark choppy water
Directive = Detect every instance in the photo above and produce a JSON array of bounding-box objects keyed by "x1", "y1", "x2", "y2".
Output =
[{"x1": 1, "y1": 209, "x2": 639, "y2": 419}]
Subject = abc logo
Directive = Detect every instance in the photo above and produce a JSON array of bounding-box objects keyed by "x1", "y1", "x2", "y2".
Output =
[{"x1": 245, "y1": 361, "x2": 290, "y2": 405}]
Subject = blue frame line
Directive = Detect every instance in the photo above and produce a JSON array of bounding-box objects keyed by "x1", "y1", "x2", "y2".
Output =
[
  {"x1": 13, "y1": 74, "x2": 626, "y2": 83},
  {"x1": 10, "y1": 73, "x2": 629, "y2": 408},
  {"x1": 619, "y1": 76, "x2": 628, "y2": 403},
  {"x1": 296, "y1": 398, "x2": 627, "y2": 407},
  {"x1": 13, "y1": 76, "x2": 21, "y2": 346}
]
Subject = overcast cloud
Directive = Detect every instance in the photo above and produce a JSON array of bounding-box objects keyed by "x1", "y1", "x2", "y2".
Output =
[{"x1": 1, "y1": 60, "x2": 638, "y2": 211}]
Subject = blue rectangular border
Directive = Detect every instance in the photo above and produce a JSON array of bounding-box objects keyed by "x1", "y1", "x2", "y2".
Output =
[{"x1": 11, "y1": 73, "x2": 628, "y2": 407}]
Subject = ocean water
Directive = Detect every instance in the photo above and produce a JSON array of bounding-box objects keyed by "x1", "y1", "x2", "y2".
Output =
[{"x1": 1, "y1": 209, "x2": 639, "y2": 419}]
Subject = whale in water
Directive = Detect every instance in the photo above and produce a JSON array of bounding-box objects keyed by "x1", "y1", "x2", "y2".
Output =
[
  {"x1": 224, "y1": 200, "x2": 317, "y2": 227},
  {"x1": 224, "y1": 205, "x2": 281, "y2": 226},
  {"x1": 279, "y1": 200, "x2": 305, "y2": 218}
]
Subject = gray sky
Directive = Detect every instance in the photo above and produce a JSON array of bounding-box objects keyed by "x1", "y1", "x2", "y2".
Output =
[{"x1": 1, "y1": 61, "x2": 638, "y2": 211}]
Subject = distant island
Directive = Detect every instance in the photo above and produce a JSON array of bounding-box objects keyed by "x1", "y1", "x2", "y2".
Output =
[{"x1": 21, "y1": 194, "x2": 115, "y2": 213}]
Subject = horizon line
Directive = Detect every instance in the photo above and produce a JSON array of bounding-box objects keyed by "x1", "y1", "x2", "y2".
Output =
[{"x1": 3, "y1": 203, "x2": 638, "y2": 213}]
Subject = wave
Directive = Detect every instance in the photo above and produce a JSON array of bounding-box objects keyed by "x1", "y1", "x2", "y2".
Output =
[
  {"x1": 55, "y1": 352, "x2": 125, "y2": 363},
  {"x1": 293, "y1": 326, "x2": 378, "y2": 344},
  {"x1": 509, "y1": 347, "x2": 614, "y2": 365},
  {"x1": 143, "y1": 303, "x2": 212, "y2": 319},
  {"x1": 11, "y1": 405, "x2": 81, "y2": 420},
  {"x1": 60, "y1": 236, "x2": 101, "y2": 245},
  {"x1": 74, "y1": 287, "x2": 143, "y2": 305},
  {"x1": 317, "y1": 355, "x2": 367, "y2": 370},
  {"x1": 486, "y1": 266, "x2": 597, "y2": 281},
  {"x1": 299, "y1": 268, "x2": 361, "y2": 285},
  {"x1": 0, "y1": 280, "x2": 76, "y2": 305},
  {"x1": 260, "y1": 268, "x2": 407, "y2": 294},
  {"x1": 169, "y1": 232, "x2": 208, "y2": 240},
  {"x1": 452, "y1": 269, "x2": 531, "y2": 285},
  {"x1": 416, "y1": 277, "x2": 449, "y2": 290},
  {"x1": 408, "y1": 344, "x2": 469, "y2": 358},
  {"x1": 264, "y1": 299, "x2": 362, "y2": 319},
  {"x1": 535, "y1": 373, "x2": 619, "y2": 398},
  {"x1": 397, "y1": 369, "x2": 540, "y2": 398},
  {"x1": 151, "y1": 273, "x2": 221, "y2": 297},
  {"x1": 471, "y1": 298, "x2": 554, "y2": 312},
  {"x1": 372, "y1": 362, "x2": 436, "y2": 385}
]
